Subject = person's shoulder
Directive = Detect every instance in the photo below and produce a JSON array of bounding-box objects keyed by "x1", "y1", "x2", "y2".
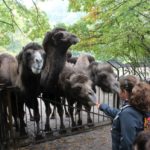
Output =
[{"x1": 121, "y1": 105, "x2": 142, "y2": 117}]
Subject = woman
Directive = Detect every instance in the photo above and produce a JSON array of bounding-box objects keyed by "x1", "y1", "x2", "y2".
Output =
[{"x1": 96, "y1": 75, "x2": 150, "y2": 150}]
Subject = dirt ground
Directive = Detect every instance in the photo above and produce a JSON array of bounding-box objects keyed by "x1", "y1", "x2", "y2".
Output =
[{"x1": 19, "y1": 125, "x2": 112, "y2": 150}]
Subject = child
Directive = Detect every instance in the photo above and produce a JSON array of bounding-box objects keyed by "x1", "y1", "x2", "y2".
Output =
[{"x1": 96, "y1": 75, "x2": 150, "y2": 150}]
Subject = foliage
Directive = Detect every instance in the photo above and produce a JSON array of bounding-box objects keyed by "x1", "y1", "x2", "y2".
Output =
[
  {"x1": 68, "y1": 0, "x2": 150, "y2": 63},
  {"x1": 0, "y1": 0, "x2": 50, "y2": 53},
  {"x1": 0, "y1": 0, "x2": 149, "y2": 64}
]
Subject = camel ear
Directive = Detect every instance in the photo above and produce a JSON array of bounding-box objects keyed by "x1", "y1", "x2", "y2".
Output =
[
  {"x1": 53, "y1": 32, "x2": 63, "y2": 40},
  {"x1": 52, "y1": 32, "x2": 64, "y2": 45}
]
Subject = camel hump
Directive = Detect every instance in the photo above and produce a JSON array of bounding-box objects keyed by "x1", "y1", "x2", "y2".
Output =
[
  {"x1": 75, "y1": 55, "x2": 90, "y2": 71},
  {"x1": 0, "y1": 53, "x2": 18, "y2": 85}
]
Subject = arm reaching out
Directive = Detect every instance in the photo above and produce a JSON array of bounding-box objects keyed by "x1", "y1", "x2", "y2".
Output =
[{"x1": 96, "y1": 100, "x2": 119, "y2": 119}]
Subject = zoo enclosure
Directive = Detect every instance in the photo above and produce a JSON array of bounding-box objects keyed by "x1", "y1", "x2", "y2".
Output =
[{"x1": 0, "y1": 60, "x2": 150, "y2": 150}]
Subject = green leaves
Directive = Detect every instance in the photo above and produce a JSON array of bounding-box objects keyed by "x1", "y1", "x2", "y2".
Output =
[
  {"x1": 0, "y1": 0, "x2": 50, "y2": 51},
  {"x1": 68, "y1": 0, "x2": 150, "y2": 63}
]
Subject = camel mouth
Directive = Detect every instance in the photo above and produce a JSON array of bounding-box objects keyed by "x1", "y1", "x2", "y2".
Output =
[
  {"x1": 100, "y1": 82, "x2": 120, "y2": 94},
  {"x1": 111, "y1": 82, "x2": 120, "y2": 94},
  {"x1": 88, "y1": 94, "x2": 97, "y2": 106},
  {"x1": 31, "y1": 67, "x2": 42, "y2": 74},
  {"x1": 88, "y1": 101, "x2": 96, "y2": 106},
  {"x1": 100, "y1": 86, "x2": 111, "y2": 93},
  {"x1": 71, "y1": 38, "x2": 80, "y2": 45}
]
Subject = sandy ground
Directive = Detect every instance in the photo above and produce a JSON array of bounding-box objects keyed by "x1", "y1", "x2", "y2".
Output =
[{"x1": 19, "y1": 125, "x2": 112, "y2": 150}]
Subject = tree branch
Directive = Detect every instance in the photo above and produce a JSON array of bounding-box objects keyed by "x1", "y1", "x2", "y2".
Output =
[
  {"x1": 32, "y1": 0, "x2": 41, "y2": 27},
  {"x1": 0, "y1": 20, "x2": 13, "y2": 27},
  {"x1": 2, "y1": 0, "x2": 24, "y2": 34},
  {"x1": 135, "y1": 10, "x2": 150, "y2": 20}
]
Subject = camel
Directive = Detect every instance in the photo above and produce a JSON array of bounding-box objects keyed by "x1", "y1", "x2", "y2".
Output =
[
  {"x1": 58, "y1": 62, "x2": 97, "y2": 130},
  {"x1": 40, "y1": 27, "x2": 79, "y2": 132},
  {"x1": 75, "y1": 55, "x2": 120, "y2": 93},
  {"x1": 0, "y1": 42, "x2": 46, "y2": 136},
  {"x1": 74, "y1": 54, "x2": 120, "y2": 126}
]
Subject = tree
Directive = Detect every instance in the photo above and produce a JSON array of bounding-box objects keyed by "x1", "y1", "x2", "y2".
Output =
[
  {"x1": 0, "y1": 0, "x2": 50, "y2": 53},
  {"x1": 68, "y1": 0, "x2": 150, "y2": 63}
]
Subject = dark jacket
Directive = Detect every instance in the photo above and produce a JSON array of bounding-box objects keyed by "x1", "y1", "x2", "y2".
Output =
[{"x1": 99, "y1": 101, "x2": 144, "y2": 150}]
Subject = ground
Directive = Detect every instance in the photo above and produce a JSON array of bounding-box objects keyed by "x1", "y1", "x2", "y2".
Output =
[{"x1": 20, "y1": 125, "x2": 112, "y2": 150}]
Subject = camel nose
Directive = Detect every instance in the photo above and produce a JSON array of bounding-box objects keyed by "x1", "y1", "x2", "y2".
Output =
[{"x1": 35, "y1": 58, "x2": 42, "y2": 64}]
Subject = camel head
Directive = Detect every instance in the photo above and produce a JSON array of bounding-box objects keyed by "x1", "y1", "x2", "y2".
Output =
[
  {"x1": 66, "y1": 74, "x2": 97, "y2": 106},
  {"x1": 17, "y1": 42, "x2": 46, "y2": 75},
  {"x1": 89, "y1": 62, "x2": 120, "y2": 94},
  {"x1": 43, "y1": 27, "x2": 79, "y2": 53}
]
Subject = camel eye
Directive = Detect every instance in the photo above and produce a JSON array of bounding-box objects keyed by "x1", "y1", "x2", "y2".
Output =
[
  {"x1": 54, "y1": 32, "x2": 64, "y2": 40},
  {"x1": 88, "y1": 91, "x2": 93, "y2": 95},
  {"x1": 99, "y1": 73, "x2": 107, "y2": 79},
  {"x1": 25, "y1": 51, "x2": 32, "y2": 59},
  {"x1": 73, "y1": 85, "x2": 82, "y2": 92}
]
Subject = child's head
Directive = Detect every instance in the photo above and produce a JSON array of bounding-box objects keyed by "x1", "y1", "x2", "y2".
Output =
[
  {"x1": 133, "y1": 130, "x2": 150, "y2": 150},
  {"x1": 119, "y1": 75, "x2": 139, "y2": 100},
  {"x1": 130, "y1": 81, "x2": 150, "y2": 112}
]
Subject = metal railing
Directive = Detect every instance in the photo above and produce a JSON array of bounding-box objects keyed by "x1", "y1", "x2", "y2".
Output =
[
  {"x1": 0, "y1": 86, "x2": 115, "y2": 149},
  {"x1": 0, "y1": 60, "x2": 149, "y2": 149}
]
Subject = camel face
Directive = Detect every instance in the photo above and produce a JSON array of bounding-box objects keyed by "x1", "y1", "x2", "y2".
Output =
[
  {"x1": 41, "y1": 28, "x2": 80, "y2": 91},
  {"x1": 80, "y1": 80, "x2": 97, "y2": 106},
  {"x1": 43, "y1": 28, "x2": 79, "y2": 52},
  {"x1": 22, "y1": 48, "x2": 46, "y2": 74},
  {"x1": 90, "y1": 62, "x2": 120, "y2": 94},
  {"x1": 68, "y1": 74, "x2": 97, "y2": 106},
  {"x1": 96, "y1": 71, "x2": 120, "y2": 93},
  {"x1": 52, "y1": 29, "x2": 80, "y2": 47},
  {"x1": 31, "y1": 50, "x2": 46, "y2": 74}
]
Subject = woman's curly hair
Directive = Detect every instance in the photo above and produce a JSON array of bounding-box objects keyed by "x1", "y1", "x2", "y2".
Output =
[{"x1": 130, "y1": 82, "x2": 150, "y2": 112}]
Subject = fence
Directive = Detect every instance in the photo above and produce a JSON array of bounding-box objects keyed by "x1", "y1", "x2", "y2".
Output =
[
  {"x1": 0, "y1": 84, "x2": 15, "y2": 150},
  {"x1": 0, "y1": 60, "x2": 149, "y2": 149}
]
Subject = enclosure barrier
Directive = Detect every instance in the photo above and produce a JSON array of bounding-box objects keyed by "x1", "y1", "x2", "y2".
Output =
[
  {"x1": 0, "y1": 84, "x2": 15, "y2": 150},
  {"x1": 0, "y1": 86, "x2": 115, "y2": 149},
  {"x1": 0, "y1": 60, "x2": 149, "y2": 149}
]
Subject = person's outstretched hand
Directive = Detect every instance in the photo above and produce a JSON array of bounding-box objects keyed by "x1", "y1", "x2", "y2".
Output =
[{"x1": 96, "y1": 103, "x2": 100, "y2": 109}]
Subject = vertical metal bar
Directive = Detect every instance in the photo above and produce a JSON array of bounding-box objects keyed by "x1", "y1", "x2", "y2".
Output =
[
  {"x1": 40, "y1": 96, "x2": 43, "y2": 133},
  {"x1": 97, "y1": 87, "x2": 100, "y2": 123},
  {"x1": 6, "y1": 88, "x2": 14, "y2": 148}
]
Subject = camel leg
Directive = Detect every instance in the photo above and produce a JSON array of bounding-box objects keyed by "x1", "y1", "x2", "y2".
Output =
[
  {"x1": 11, "y1": 92, "x2": 19, "y2": 131},
  {"x1": 13, "y1": 114, "x2": 19, "y2": 132},
  {"x1": 67, "y1": 100, "x2": 78, "y2": 131},
  {"x1": 28, "y1": 108, "x2": 34, "y2": 121},
  {"x1": 33, "y1": 99, "x2": 40, "y2": 135},
  {"x1": 51, "y1": 105, "x2": 56, "y2": 119},
  {"x1": 44, "y1": 101, "x2": 52, "y2": 132},
  {"x1": 12, "y1": 92, "x2": 27, "y2": 136},
  {"x1": 18, "y1": 101, "x2": 27, "y2": 136},
  {"x1": 55, "y1": 100, "x2": 66, "y2": 134},
  {"x1": 62, "y1": 97, "x2": 69, "y2": 118},
  {"x1": 77, "y1": 102, "x2": 82, "y2": 126},
  {"x1": 84, "y1": 105, "x2": 94, "y2": 127},
  {"x1": 68, "y1": 103, "x2": 76, "y2": 127},
  {"x1": 25, "y1": 98, "x2": 40, "y2": 135}
]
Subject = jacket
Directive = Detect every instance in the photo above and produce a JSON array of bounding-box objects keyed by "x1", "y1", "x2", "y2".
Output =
[{"x1": 99, "y1": 101, "x2": 144, "y2": 150}]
